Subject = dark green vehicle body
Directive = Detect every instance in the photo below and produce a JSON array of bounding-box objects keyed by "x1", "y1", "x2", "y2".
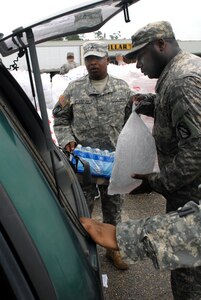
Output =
[
  {"x1": 0, "y1": 61, "x2": 102, "y2": 299},
  {"x1": 0, "y1": 1, "x2": 139, "y2": 299}
]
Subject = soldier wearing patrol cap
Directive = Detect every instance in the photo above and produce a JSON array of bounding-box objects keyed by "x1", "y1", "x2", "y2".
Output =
[
  {"x1": 60, "y1": 51, "x2": 78, "y2": 75},
  {"x1": 80, "y1": 21, "x2": 201, "y2": 299},
  {"x1": 53, "y1": 41, "x2": 135, "y2": 270},
  {"x1": 125, "y1": 21, "x2": 175, "y2": 60},
  {"x1": 126, "y1": 20, "x2": 201, "y2": 299}
]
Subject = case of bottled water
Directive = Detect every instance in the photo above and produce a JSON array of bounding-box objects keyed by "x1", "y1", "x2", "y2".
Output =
[{"x1": 71, "y1": 144, "x2": 115, "y2": 178}]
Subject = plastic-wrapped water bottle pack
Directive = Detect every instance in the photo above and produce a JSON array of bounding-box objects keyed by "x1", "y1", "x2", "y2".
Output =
[{"x1": 71, "y1": 145, "x2": 115, "y2": 178}]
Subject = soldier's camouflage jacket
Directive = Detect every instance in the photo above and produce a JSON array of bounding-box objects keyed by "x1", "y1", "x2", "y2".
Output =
[
  {"x1": 60, "y1": 61, "x2": 78, "y2": 75},
  {"x1": 53, "y1": 75, "x2": 134, "y2": 150},
  {"x1": 140, "y1": 51, "x2": 201, "y2": 211},
  {"x1": 117, "y1": 201, "x2": 201, "y2": 270}
]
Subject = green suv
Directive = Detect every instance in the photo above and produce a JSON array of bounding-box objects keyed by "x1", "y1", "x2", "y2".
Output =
[{"x1": 0, "y1": 1, "x2": 139, "y2": 299}]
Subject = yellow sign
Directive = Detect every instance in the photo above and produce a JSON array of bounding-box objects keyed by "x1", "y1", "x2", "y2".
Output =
[{"x1": 108, "y1": 43, "x2": 132, "y2": 51}]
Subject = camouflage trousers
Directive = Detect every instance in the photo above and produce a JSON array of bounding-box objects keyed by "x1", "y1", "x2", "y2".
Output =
[
  {"x1": 81, "y1": 184, "x2": 123, "y2": 226},
  {"x1": 171, "y1": 266, "x2": 201, "y2": 299}
]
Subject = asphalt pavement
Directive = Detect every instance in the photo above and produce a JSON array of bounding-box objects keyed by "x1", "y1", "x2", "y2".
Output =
[{"x1": 93, "y1": 192, "x2": 173, "y2": 300}]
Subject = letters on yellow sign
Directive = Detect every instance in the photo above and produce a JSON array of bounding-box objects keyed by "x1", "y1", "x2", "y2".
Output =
[{"x1": 108, "y1": 44, "x2": 132, "y2": 51}]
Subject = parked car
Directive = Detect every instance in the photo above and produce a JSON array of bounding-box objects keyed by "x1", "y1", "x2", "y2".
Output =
[{"x1": 0, "y1": 1, "x2": 139, "y2": 299}]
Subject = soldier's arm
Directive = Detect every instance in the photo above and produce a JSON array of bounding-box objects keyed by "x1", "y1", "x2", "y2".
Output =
[
  {"x1": 148, "y1": 78, "x2": 201, "y2": 194},
  {"x1": 80, "y1": 217, "x2": 147, "y2": 263},
  {"x1": 80, "y1": 201, "x2": 201, "y2": 271},
  {"x1": 60, "y1": 64, "x2": 66, "y2": 75},
  {"x1": 53, "y1": 94, "x2": 75, "y2": 149}
]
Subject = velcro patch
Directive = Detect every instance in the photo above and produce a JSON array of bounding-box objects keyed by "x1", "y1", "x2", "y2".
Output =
[
  {"x1": 177, "y1": 122, "x2": 191, "y2": 139},
  {"x1": 59, "y1": 95, "x2": 70, "y2": 108}
]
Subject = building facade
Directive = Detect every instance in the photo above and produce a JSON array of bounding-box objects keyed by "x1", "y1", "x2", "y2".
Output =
[{"x1": 1, "y1": 39, "x2": 201, "y2": 71}]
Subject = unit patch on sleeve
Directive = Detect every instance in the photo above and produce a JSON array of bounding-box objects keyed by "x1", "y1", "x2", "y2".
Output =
[{"x1": 177, "y1": 122, "x2": 191, "y2": 139}]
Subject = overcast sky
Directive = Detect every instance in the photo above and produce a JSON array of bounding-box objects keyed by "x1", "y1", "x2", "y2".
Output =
[{"x1": 1, "y1": 0, "x2": 201, "y2": 40}]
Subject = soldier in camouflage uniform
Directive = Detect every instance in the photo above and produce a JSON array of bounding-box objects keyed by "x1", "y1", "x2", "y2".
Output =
[
  {"x1": 53, "y1": 41, "x2": 134, "y2": 270},
  {"x1": 125, "y1": 21, "x2": 201, "y2": 299},
  {"x1": 60, "y1": 52, "x2": 78, "y2": 75},
  {"x1": 81, "y1": 22, "x2": 201, "y2": 299}
]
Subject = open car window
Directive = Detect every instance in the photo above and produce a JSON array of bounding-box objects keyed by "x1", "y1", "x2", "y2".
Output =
[{"x1": 0, "y1": 0, "x2": 139, "y2": 57}]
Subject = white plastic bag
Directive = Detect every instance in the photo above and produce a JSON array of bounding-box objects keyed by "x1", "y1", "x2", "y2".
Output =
[{"x1": 108, "y1": 111, "x2": 156, "y2": 195}]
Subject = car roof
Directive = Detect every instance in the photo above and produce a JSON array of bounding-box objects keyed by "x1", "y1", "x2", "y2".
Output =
[{"x1": 0, "y1": 0, "x2": 139, "y2": 57}]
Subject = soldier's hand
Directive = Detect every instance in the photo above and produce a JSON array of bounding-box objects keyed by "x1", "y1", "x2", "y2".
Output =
[
  {"x1": 65, "y1": 141, "x2": 77, "y2": 153},
  {"x1": 80, "y1": 217, "x2": 118, "y2": 250},
  {"x1": 132, "y1": 94, "x2": 154, "y2": 116},
  {"x1": 135, "y1": 101, "x2": 154, "y2": 115},
  {"x1": 132, "y1": 93, "x2": 146, "y2": 106},
  {"x1": 130, "y1": 173, "x2": 153, "y2": 194}
]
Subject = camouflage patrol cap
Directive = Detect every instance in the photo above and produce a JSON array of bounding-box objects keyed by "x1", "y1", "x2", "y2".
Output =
[
  {"x1": 125, "y1": 21, "x2": 175, "y2": 60},
  {"x1": 83, "y1": 41, "x2": 108, "y2": 59},
  {"x1": 67, "y1": 52, "x2": 74, "y2": 57}
]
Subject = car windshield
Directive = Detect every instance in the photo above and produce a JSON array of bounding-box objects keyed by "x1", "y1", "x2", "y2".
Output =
[{"x1": 0, "y1": 0, "x2": 139, "y2": 57}]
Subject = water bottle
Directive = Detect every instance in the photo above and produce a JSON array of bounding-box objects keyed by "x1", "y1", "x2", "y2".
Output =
[
  {"x1": 103, "y1": 150, "x2": 109, "y2": 156},
  {"x1": 92, "y1": 148, "x2": 115, "y2": 178},
  {"x1": 73, "y1": 144, "x2": 82, "y2": 156},
  {"x1": 87, "y1": 148, "x2": 101, "y2": 175},
  {"x1": 102, "y1": 150, "x2": 115, "y2": 178},
  {"x1": 85, "y1": 146, "x2": 93, "y2": 160},
  {"x1": 82, "y1": 146, "x2": 99, "y2": 174}
]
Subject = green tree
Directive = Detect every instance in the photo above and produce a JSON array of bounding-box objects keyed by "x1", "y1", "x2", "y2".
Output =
[
  {"x1": 53, "y1": 34, "x2": 84, "y2": 41},
  {"x1": 66, "y1": 34, "x2": 82, "y2": 40},
  {"x1": 109, "y1": 31, "x2": 121, "y2": 40},
  {"x1": 94, "y1": 30, "x2": 106, "y2": 40}
]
